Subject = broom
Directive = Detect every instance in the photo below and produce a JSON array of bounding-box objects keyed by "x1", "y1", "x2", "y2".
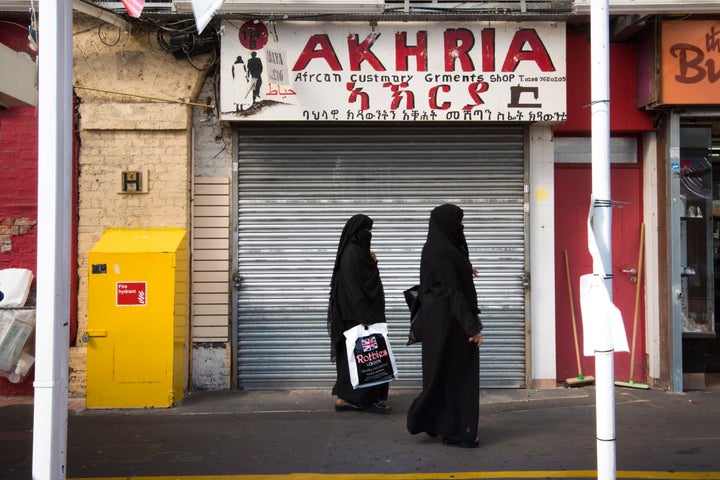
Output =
[
  {"x1": 564, "y1": 250, "x2": 595, "y2": 387},
  {"x1": 615, "y1": 224, "x2": 650, "y2": 389}
]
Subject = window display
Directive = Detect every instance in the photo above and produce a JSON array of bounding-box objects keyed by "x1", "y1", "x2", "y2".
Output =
[{"x1": 680, "y1": 126, "x2": 716, "y2": 336}]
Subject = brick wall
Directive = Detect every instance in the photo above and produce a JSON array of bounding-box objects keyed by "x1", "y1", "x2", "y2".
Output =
[
  {"x1": 70, "y1": 17, "x2": 209, "y2": 396},
  {"x1": 0, "y1": 22, "x2": 38, "y2": 395},
  {"x1": 0, "y1": 106, "x2": 38, "y2": 273},
  {"x1": 192, "y1": 77, "x2": 233, "y2": 179},
  {"x1": 0, "y1": 102, "x2": 38, "y2": 395}
]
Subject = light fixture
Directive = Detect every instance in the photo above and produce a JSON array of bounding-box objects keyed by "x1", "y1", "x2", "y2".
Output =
[
  {"x1": 0, "y1": 42, "x2": 37, "y2": 108},
  {"x1": 573, "y1": 0, "x2": 720, "y2": 14},
  {"x1": 173, "y1": 0, "x2": 385, "y2": 15}
]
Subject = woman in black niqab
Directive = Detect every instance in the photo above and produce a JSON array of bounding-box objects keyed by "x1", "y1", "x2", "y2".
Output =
[
  {"x1": 407, "y1": 204, "x2": 484, "y2": 447},
  {"x1": 327, "y1": 214, "x2": 390, "y2": 413}
]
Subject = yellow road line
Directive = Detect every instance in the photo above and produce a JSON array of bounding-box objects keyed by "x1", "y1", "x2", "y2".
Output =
[{"x1": 68, "y1": 471, "x2": 720, "y2": 480}]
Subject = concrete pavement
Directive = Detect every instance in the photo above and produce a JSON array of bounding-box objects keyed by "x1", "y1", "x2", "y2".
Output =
[{"x1": 2, "y1": 386, "x2": 720, "y2": 479}]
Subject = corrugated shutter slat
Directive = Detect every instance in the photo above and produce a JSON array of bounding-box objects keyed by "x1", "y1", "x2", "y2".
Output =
[{"x1": 236, "y1": 123, "x2": 526, "y2": 389}]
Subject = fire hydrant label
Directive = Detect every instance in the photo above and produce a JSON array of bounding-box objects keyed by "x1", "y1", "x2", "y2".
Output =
[{"x1": 116, "y1": 282, "x2": 147, "y2": 306}]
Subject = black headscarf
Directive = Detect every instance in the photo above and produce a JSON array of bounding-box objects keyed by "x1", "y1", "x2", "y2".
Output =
[
  {"x1": 327, "y1": 214, "x2": 384, "y2": 361},
  {"x1": 329, "y1": 214, "x2": 374, "y2": 297},
  {"x1": 420, "y1": 204, "x2": 478, "y2": 312}
]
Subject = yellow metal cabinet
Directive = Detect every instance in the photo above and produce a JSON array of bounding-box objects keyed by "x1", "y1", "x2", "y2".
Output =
[{"x1": 86, "y1": 228, "x2": 188, "y2": 408}]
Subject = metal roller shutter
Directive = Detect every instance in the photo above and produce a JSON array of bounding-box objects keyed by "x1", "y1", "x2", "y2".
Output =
[{"x1": 236, "y1": 123, "x2": 527, "y2": 389}]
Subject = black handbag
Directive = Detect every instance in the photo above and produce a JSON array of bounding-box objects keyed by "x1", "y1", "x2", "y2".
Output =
[{"x1": 403, "y1": 285, "x2": 422, "y2": 346}]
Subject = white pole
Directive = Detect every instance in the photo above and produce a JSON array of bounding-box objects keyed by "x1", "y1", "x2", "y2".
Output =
[
  {"x1": 590, "y1": 0, "x2": 616, "y2": 479},
  {"x1": 32, "y1": 1, "x2": 73, "y2": 479}
]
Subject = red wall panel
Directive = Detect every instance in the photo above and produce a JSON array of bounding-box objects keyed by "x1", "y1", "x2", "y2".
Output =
[
  {"x1": 0, "y1": 27, "x2": 38, "y2": 394},
  {"x1": 557, "y1": 31, "x2": 655, "y2": 133},
  {"x1": 0, "y1": 106, "x2": 38, "y2": 272}
]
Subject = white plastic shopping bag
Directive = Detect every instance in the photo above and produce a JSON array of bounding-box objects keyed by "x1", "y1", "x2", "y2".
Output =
[
  {"x1": 579, "y1": 274, "x2": 630, "y2": 357},
  {"x1": 344, "y1": 323, "x2": 398, "y2": 389},
  {"x1": 580, "y1": 195, "x2": 629, "y2": 356},
  {"x1": 0, "y1": 268, "x2": 34, "y2": 308}
]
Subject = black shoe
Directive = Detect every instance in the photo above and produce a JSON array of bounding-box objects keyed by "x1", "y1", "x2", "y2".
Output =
[
  {"x1": 442, "y1": 436, "x2": 479, "y2": 448},
  {"x1": 335, "y1": 400, "x2": 364, "y2": 412},
  {"x1": 365, "y1": 400, "x2": 392, "y2": 414}
]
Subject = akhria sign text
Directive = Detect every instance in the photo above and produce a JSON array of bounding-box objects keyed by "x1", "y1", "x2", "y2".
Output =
[{"x1": 221, "y1": 21, "x2": 566, "y2": 122}]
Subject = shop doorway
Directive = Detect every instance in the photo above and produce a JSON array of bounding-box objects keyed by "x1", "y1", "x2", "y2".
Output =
[
  {"x1": 554, "y1": 138, "x2": 645, "y2": 384},
  {"x1": 679, "y1": 121, "x2": 720, "y2": 388},
  {"x1": 234, "y1": 123, "x2": 529, "y2": 389}
]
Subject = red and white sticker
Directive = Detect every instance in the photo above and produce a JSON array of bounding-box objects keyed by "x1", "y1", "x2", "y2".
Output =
[{"x1": 116, "y1": 282, "x2": 147, "y2": 306}]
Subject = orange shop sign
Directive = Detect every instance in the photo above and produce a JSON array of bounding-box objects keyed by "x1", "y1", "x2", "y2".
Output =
[{"x1": 662, "y1": 20, "x2": 720, "y2": 105}]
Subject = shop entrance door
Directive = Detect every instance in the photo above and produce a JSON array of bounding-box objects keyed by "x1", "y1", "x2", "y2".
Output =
[
  {"x1": 234, "y1": 123, "x2": 528, "y2": 389},
  {"x1": 555, "y1": 163, "x2": 645, "y2": 384},
  {"x1": 678, "y1": 122, "x2": 720, "y2": 387}
]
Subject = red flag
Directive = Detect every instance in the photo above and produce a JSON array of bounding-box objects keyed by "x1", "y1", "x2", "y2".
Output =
[{"x1": 121, "y1": 0, "x2": 144, "y2": 17}]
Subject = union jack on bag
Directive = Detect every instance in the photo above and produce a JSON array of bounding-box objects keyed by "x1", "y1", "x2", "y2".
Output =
[
  {"x1": 344, "y1": 323, "x2": 398, "y2": 389},
  {"x1": 362, "y1": 336, "x2": 378, "y2": 352}
]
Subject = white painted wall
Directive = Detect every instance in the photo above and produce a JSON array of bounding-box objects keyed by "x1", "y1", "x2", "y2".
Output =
[
  {"x1": 642, "y1": 131, "x2": 660, "y2": 382},
  {"x1": 529, "y1": 125, "x2": 557, "y2": 386}
]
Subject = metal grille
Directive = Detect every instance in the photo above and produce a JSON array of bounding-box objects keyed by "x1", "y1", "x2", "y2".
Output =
[{"x1": 236, "y1": 123, "x2": 527, "y2": 389}]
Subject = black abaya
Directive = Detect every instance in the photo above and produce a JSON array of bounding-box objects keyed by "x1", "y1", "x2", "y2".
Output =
[
  {"x1": 328, "y1": 214, "x2": 388, "y2": 404},
  {"x1": 407, "y1": 204, "x2": 483, "y2": 443}
]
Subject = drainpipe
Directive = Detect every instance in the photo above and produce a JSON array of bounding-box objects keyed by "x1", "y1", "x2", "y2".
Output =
[{"x1": 32, "y1": 0, "x2": 72, "y2": 479}]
